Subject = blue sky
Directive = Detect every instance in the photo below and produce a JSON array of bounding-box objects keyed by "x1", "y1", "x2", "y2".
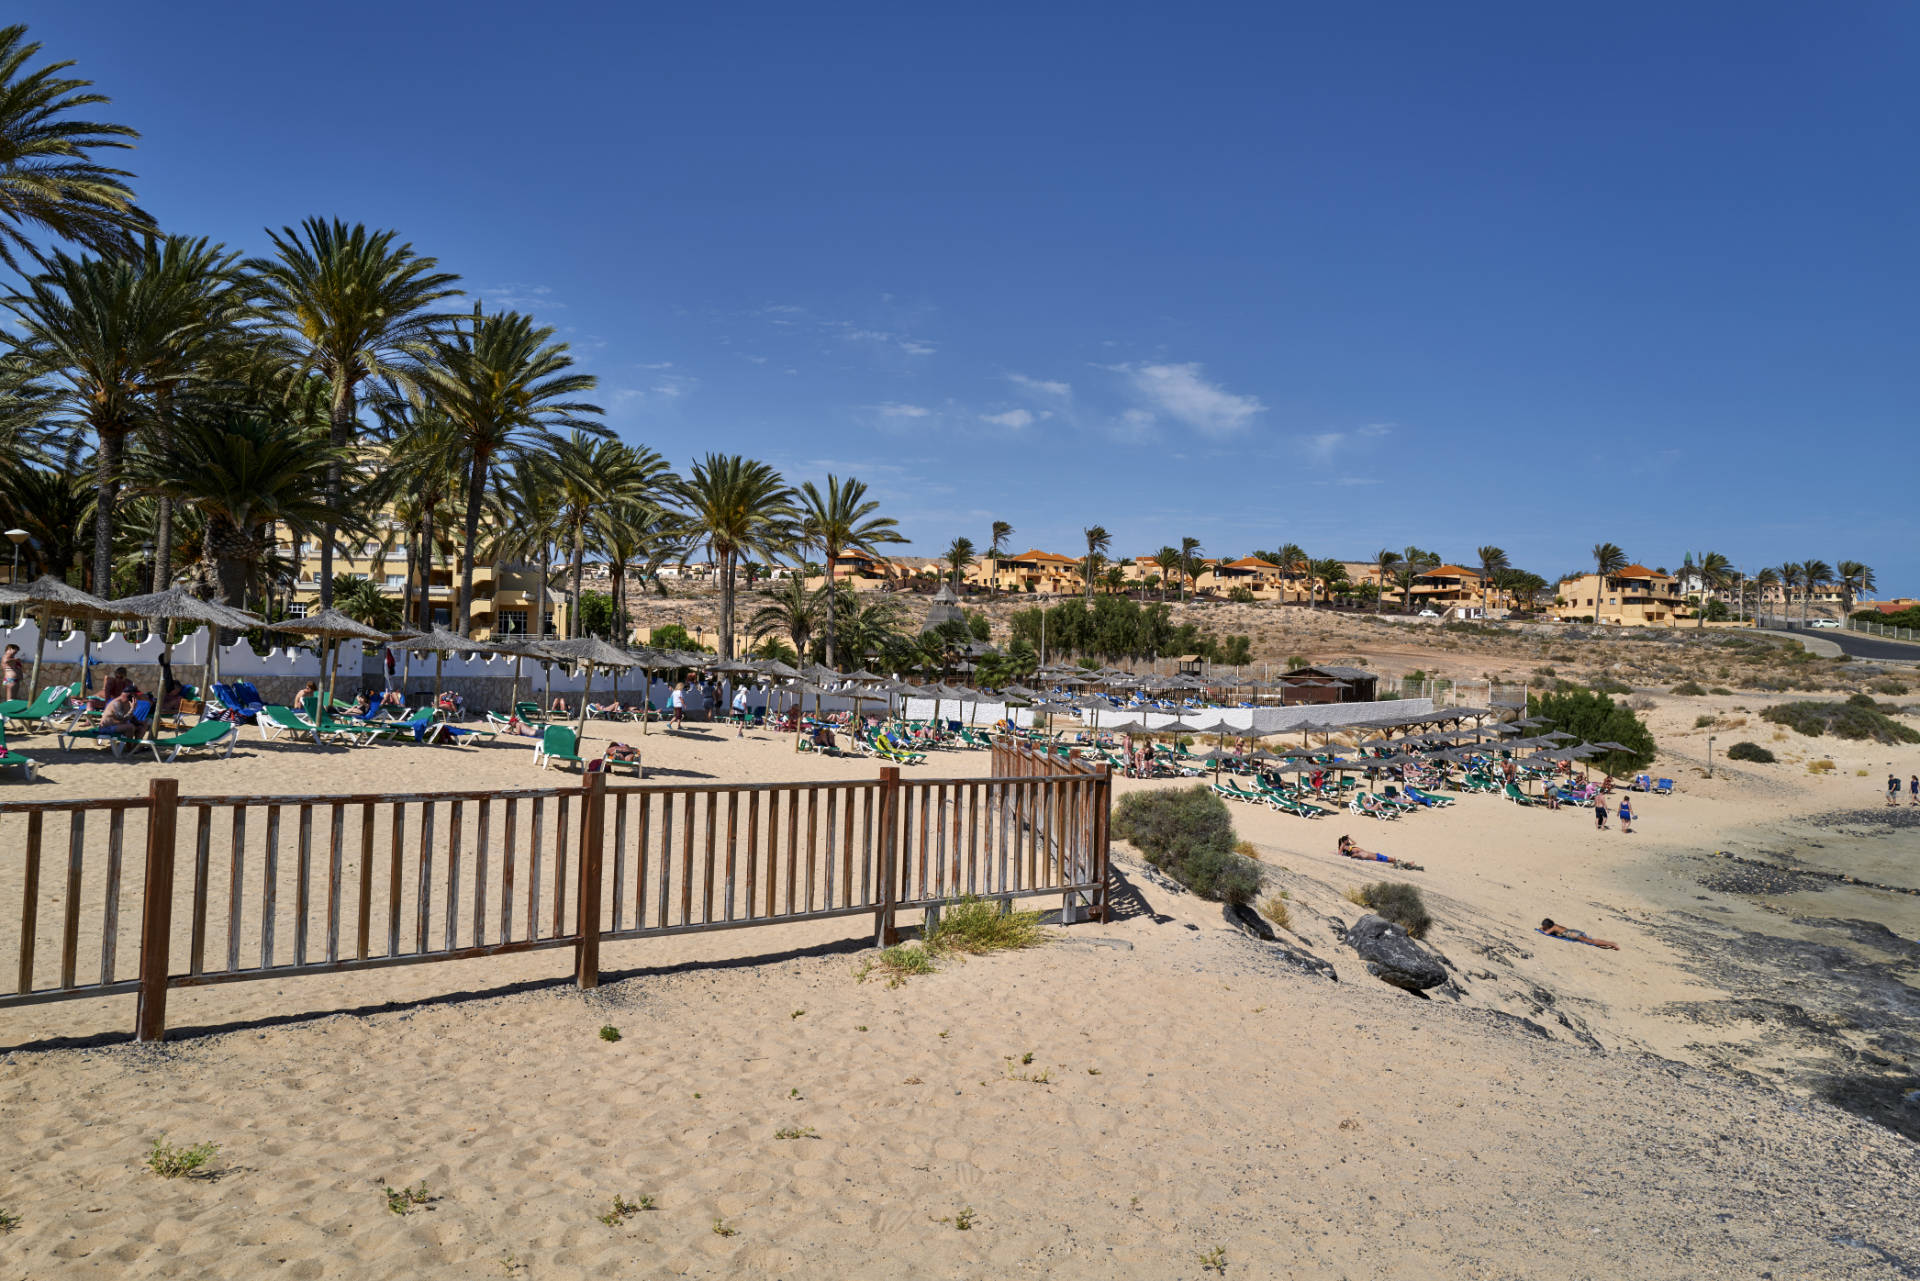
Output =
[{"x1": 22, "y1": 2, "x2": 1918, "y2": 593}]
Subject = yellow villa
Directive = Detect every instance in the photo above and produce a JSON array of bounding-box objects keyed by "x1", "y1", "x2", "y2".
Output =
[{"x1": 1550, "y1": 565, "x2": 1688, "y2": 625}]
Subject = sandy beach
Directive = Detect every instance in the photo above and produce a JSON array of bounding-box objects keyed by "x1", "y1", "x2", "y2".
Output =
[{"x1": 0, "y1": 689, "x2": 1915, "y2": 1278}]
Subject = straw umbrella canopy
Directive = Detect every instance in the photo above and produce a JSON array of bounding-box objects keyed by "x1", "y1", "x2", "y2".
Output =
[
  {"x1": 408, "y1": 626, "x2": 501, "y2": 713},
  {"x1": 542, "y1": 635, "x2": 641, "y2": 735},
  {"x1": 275, "y1": 608, "x2": 391, "y2": 710},
  {"x1": 13, "y1": 576, "x2": 158, "y2": 705},
  {"x1": 109, "y1": 588, "x2": 263, "y2": 738},
  {"x1": 1539, "y1": 729, "x2": 1577, "y2": 743},
  {"x1": 490, "y1": 637, "x2": 556, "y2": 720}
]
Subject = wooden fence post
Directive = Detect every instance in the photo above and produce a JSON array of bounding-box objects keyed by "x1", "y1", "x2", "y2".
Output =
[
  {"x1": 1092, "y1": 762, "x2": 1111, "y2": 923},
  {"x1": 135, "y1": 778, "x2": 179, "y2": 1042},
  {"x1": 575, "y1": 770, "x2": 607, "y2": 990},
  {"x1": 874, "y1": 766, "x2": 900, "y2": 947}
]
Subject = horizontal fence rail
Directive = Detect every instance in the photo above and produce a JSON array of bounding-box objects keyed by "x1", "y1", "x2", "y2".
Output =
[{"x1": 0, "y1": 746, "x2": 1109, "y2": 1041}]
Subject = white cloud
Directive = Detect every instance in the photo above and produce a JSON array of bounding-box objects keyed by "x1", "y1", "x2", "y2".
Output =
[
  {"x1": 1008, "y1": 373, "x2": 1071, "y2": 398},
  {"x1": 741, "y1": 354, "x2": 769, "y2": 365},
  {"x1": 1304, "y1": 431, "x2": 1345, "y2": 461},
  {"x1": 899, "y1": 340, "x2": 937, "y2": 356},
  {"x1": 636, "y1": 361, "x2": 674, "y2": 370},
  {"x1": 871, "y1": 402, "x2": 932, "y2": 419},
  {"x1": 477, "y1": 283, "x2": 563, "y2": 311},
  {"x1": 981, "y1": 408, "x2": 1035, "y2": 428},
  {"x1": 1122, "y1": 362, "x2": 1264, "y2": 438},
  {"x1": 1112, "y1": 407, "x2": 1157, "y2": 443}
]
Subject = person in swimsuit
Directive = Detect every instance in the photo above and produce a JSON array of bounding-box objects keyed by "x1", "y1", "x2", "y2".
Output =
[
  {"x1": 1617, "y1": 797, "x2": 1633, "y2": 834},
  {"x1": 1, "y1": 644, "x2": 23, "y2": 703},
  {"x1": 1539, "y1": 918, "x2": 1619, "y2": 949},
  {"x1": 1337, "y1": 834, "x2": 1423, "y2": 871},
  {"x1": 1594, "y1": 798, "x2": 1609, "y2": 830}
]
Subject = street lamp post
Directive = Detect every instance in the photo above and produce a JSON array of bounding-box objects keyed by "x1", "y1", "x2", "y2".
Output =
[{"x1": 4, "y1": 529, "x2": 25, "y2": 625}]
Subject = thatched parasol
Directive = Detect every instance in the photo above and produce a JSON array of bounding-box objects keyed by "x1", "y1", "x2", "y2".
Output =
[
  {"x1": 13, "y1": 576, "x2": 151, "y2": 704},
  {"x1": 275, "y1": 608, "x2": 390, "y2": 710},
  {"x1": 408, "y1": 626, "x2": 501, "y2": 713},
  {"x1": 542, "y1": 635, "x2": 641, "y2": 735},
  {"x1": 110, "y1": 587, "x2": 263, "y2": 738}
]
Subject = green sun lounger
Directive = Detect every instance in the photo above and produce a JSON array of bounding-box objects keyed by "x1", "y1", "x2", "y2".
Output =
[
  {"x1": 0, "y1": 728, "x2": 37, "y2": 780},
  {"x1": 134, "y1": 719, "x2": 239, "y2": 764},
  {"x1": 2, "y1": 682, "x2": 79, "y2": 731},
  {"x1": 1504, "y1": 782, "x2": 1537, "y2": 807},
  {"x1": 535, "y1": 724, "x2": 587, "y2": 770}
]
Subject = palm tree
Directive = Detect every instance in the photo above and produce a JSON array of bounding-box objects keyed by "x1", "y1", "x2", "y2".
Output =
[
  {"x1": 486, "y1": 459, "x2": 564, "y2": 637},
  {"x1": 123, "y1": 405, "x2": 348, "y2": 607},
  {"x1": 595, "y1": 498, "x2": 681, "y2": 642},
  {"x1": 1372, "y1": 549, "x2": 1401, "y2": 613},
  {"x1": 1691, "y1": 551, "x2": 1731, "y2": 627},
  {"x1": 1591, "y1": 542, "x2": 1627, "y2": 625},
  {"x1": 748, "y1": 574, "x2": 822, "y2": 660},
  {"x1": 377, "y1": 401, "x2": 466, "y2": 630},
  {"x1": 1178, "y1": 536, "x2": 1203, "y2": 603},
  {"x1": 5, "y1": 240, "x2": 240, "y2": 601},
  {"x1": 249, "y1": 218, "x2": 460, "y2": 608},
  {"x1": 0, "y1": 456, "x2": 86, "y2": 582},
  {"x1": 1103, "y1": 564, "x2": 1128, "y2": 596},
  {"x1": 1394, "y1": 546, "x2": 1437, "y2": 614},
  {"x1": 944, "y1": 536, "x2": 976, "y2": 593},
  {"x1": 796, "y1": 474, "x2": 902, "y2": 668},
  {"x1": 0, "y1": 25, "x2": 153, "y2": 271},
  {"x1": 1836, "y1": 560, "x2": 1875, "y2": 618},
  {"x1": 1272, "y1": 542, "x2": 1306, "y2": 603},
  {"x1": 678, "y1": 454, "x2": 796, "y2": 662},
  {"x1": 1475, "y1": 545, "x2": 1509, "y2": 617},
  {"x1": 1774, "y1": 562, "x2": 1802, "y2": 627},
  {"x1": 987, "y1": 520, "x2": 1012, "y2": 596},
  {"x1": 545, "y1": 434, "x2": 671, "y2": 637},
  {"x1": 1153, "y1": 546, "x2": 1180, "y2": 603},
  {"x1": 1082, "y1": 525, "x2": 1111, "y2": 602},
  {"x1": 333, "y1": 574, "x2": 404, "y2": 631},
  {"x1": 1308, "y1": 557, "x2": 1348, "y2": 609},
  {"x1": 1799, "y1": 559, "x2": 1833, "y2": 626},
  {"x1": 420, "y1": 307, "x2": 603, "y2": 633},
  {"x1": 1753, "y1": 567, "x2": 1780, "y2": 624}
]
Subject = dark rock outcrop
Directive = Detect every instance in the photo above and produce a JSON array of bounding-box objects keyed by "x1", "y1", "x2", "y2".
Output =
[{"x1": 1344, "y1": 913, "x2": 1447, "y2": 992}]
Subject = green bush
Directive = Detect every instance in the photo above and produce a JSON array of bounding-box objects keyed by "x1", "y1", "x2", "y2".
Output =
[
  {"x1": 1227, "y1": 586, "x2": 1256, "y2": 603},
  {"x1": 924, "y1": 897, "x2": 1045, "y2": 955},
  {"x1": 1355, "y1": 881, "x2": 1432, "y2": 939},
  {"x1": 1589, "y1": 676, "x2": 1633, "y2": 696},
  {"x1": 1111, "y1": 787, "x2": 1261, "y2": 905},
  {"x1": 1693, "y1": 714, "x2": 1717, "y2": 729},
  {"x1": 1871, "y1": 679, "x2": 1909, "y2": 697},
  {"x1": 1526, "y1": 688, "x2": 1657, "y2": 773},
  {"x1": 1670, "y1": 681, "x2": 1706, "y2": 696},
  {"x1": 1726, "y1": 741, "x2": 1774, "y2": 763},
  {"x1": 1761, "y1": 701, "x2": 1919, "y2": 744},
  {"x1": 1846, "y1": 692, "x2": 1877, "y2": 708}
]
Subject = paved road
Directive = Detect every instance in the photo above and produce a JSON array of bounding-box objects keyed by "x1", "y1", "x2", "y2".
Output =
[{"x1": 1764, "y1": 624, "x2": 1920, "y2": 663}]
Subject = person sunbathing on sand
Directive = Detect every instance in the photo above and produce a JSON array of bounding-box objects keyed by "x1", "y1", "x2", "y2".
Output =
[
  {"x1": 1539, "y1": 918, "x2": 1619, "y2": 949},
  {"x1": 1337, "y1": 835, "x2": 1423, "y2": 871}
]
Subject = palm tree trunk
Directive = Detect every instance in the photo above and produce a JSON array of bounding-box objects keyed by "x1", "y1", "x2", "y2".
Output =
[
  {"x1": 719, "y1": 550, "x2": 737, "y2": 661},
  {"x1": 418, "y1": 510, "x2": 435, "y2": 630},
  {"x1": 91, "y1": 427, "x2": 124, "y2": 623},
  {"x1": 535, "y1": 544, "x2": 552, "y2": 637},
  {"x1": 822, "y1": 561, "x2": 838, "y2": 668},
  {"x1": 569, "y1": 528, "x2": 586, "y2": 638},
  {"x1": 403, "y1": 539, "x2": 418, "y2": 634},
  {"x1": 152, "y1": 498, "x2": 173, "y2": 593},
  {"x1": 457, "y1": 455, "x2": 486, "y2": 635},
  {"x1": 322, "y1": 375, "x2": 356, "y2": 611}
]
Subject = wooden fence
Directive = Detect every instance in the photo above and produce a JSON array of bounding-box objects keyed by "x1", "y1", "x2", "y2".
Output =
[{"x1": 0, "y1": 747, "x2": 1109, "y2": 1042}]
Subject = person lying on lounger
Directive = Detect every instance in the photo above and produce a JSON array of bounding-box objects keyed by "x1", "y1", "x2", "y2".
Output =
[
  {"x1": 1538, "y1": 918, "x2": 1619, "y2": 949},
  {"x1": 501, "y1": 715, "x2": 542, "y2": 738},
  {"x1": 1337, "y1": 835, "x2": 1423, "y2": 871}
]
